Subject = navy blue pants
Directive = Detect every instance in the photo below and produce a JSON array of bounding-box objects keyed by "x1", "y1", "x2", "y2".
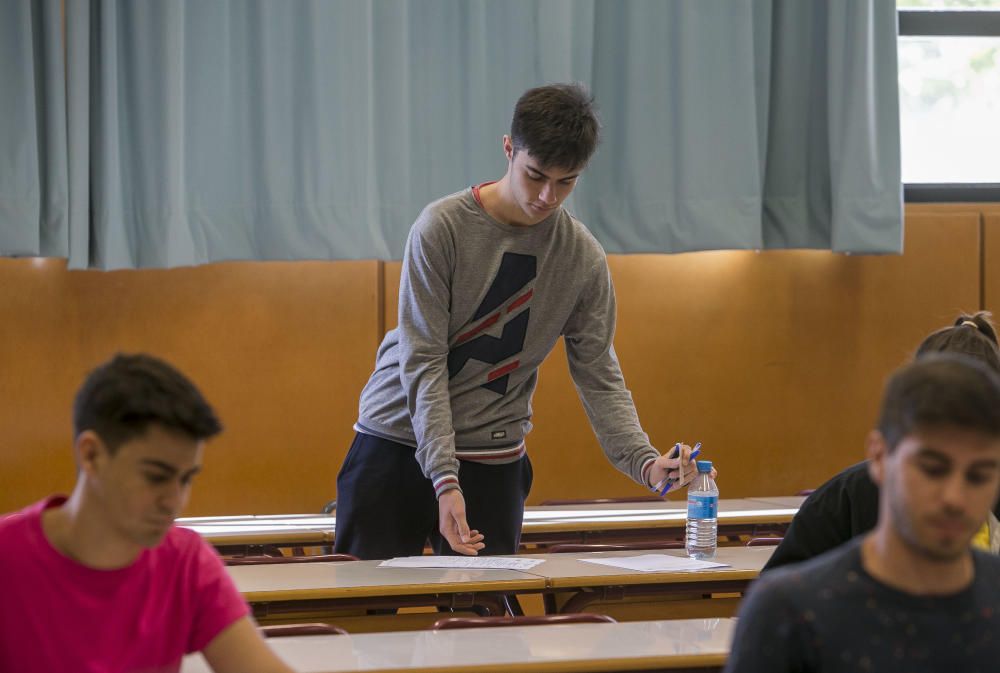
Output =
[{"x1": 333, "y1": 433, "x2": 533, "y2": 560}]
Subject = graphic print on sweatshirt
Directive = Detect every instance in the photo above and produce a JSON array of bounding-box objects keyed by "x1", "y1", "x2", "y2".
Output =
[{"x1": 448, "y1": 252, "x2": 536, "y2": 395}]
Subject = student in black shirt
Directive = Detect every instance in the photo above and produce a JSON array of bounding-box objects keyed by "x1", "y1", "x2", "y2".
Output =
[
  {"x1": 764, "y1": 311, "x2": 1000, "y2": 571},
  {"x1": 726, "y1": 354, "x2": 1000, "y2": 673}
]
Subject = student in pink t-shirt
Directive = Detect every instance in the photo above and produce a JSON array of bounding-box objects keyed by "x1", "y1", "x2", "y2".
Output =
[{"x1": 0, "y1": 353, "x2": 295, "y2": 673}]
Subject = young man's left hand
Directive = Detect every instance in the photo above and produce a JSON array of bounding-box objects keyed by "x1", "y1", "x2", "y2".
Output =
[{"x1": 648, "y1": 443, "x2": 700, "y2": 493}]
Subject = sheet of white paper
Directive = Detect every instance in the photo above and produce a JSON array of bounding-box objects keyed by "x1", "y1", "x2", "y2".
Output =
[
  {"x1": 579, "y1": 554, "x2": 729, "y2": 572},
  {"x1": 378, "y1": 556, "x2": 545, "y2": 570}
]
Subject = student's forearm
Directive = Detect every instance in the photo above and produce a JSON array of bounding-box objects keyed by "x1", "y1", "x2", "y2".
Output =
[{"x1": 202, "y1": 617, "x2": 297, "y2": 673}]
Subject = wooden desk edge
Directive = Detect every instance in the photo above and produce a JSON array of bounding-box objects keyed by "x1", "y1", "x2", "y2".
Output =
[
  {"x1": 543, "y1": 567, "x2": 760, "y2": 589},
  {"x1": 326, "y1": 653, "x2": 727, "y2": 673},
  {"x1": 199, "y1": 531, "x2": 331, "y2": 545},
  {"x1": 242, "y1": 577, "x2": 547, "y2": 602}
]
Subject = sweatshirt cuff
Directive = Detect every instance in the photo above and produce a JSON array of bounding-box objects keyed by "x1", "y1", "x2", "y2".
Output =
[
  {"x1": 641, "y1": 456, "x2": 657, "y2": 490},
  {"x1": 432, "y1": 472, "x2": 461, "y2": 498}
]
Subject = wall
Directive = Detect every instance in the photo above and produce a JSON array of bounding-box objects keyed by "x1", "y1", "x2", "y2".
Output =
[
  {"x1": 986, "y1": 209, "x2": 1000, "y2": 311},
  {"x1": 0, "y1": 204, "x2": 993, "y2": 513},
  {"x1": 0, "y1": 260, "x2": 380, "y2": 513}
]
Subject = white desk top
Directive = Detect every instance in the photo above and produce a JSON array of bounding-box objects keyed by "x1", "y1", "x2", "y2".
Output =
[
  {"x1": 518, "y1": 545, "x2": 773, "y2": 588},
  {"x1": 181, "y1": 618, "x2": 734, "y2": 672},
  {"x1": 745, "y1": 495, "x2": 808, "y2": 508},
  {"x1": 230, "y1": 546, "x2": 773, "y2": 602},
  {"x1": 521, "y1": 499, "x2": 797, "y2": 534},
  {"x1": 175, "y1": 514, "x2": 334, "y2": 545},
  {"x1": 230, "y1": 560, "x2": 546, "y2": 602},
  {"x1": 177, "y1": 515, "x2": 336, "y2": 527}
]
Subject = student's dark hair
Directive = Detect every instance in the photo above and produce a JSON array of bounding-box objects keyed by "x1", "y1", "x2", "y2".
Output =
[
  {"x1": 915, "y1": 311, "x2": 1000, "y2": 375},
  {"x1": 877, "y1": 353, "x2": 1000, "y2": 452},
  {"x1": 73, "y1": 353, "x2": 222, "y2": 452},
  {"x1": 509, "y1": 83, "x2": 600, "y2": 171}
]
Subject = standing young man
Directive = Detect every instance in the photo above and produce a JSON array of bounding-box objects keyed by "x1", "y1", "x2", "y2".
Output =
[
  {"x1": 336, "y1": 83, "x2": 698, "y2": 559},
  {"x1": 0, "y1": 354, "x2": 294, "y2": 673},
  {"x1": 725, "y1": 354, "x2": 1000, "y2": 673}
]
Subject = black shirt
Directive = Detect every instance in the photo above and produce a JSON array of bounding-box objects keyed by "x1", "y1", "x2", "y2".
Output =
[
  {"x1": 764, "y1": 461, "x2": 1000, "y2": 573},
  {"x1": 726, "y1": 538, "x2": 1000, "y2": 673},
  {"x1": 763, "y1": 461, "x2": 877, "y2": 572}
]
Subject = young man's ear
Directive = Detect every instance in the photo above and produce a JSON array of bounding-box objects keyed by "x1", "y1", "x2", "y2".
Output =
[
  {"x1": 74, "y1": 430, "x2": 107, "y2": 477},
  {"x1": 503, "y1": 134, "x2": 513, "y2": 161},
  {"x1": 866, "y1": 430, "x2": 888, "y2": 487}
]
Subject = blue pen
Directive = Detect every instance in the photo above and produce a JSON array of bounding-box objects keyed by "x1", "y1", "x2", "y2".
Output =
[
  {"x1": 659, "y1": 442, "x2": 701, "y2": 496},
  {"x1": 652, "y1": 445, "x2": 682, "y2": 495}
]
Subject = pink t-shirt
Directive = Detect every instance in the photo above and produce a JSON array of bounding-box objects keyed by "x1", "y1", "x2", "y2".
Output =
[{"x1": 0, "y1": 497, "x2": 250, "y2": 673}]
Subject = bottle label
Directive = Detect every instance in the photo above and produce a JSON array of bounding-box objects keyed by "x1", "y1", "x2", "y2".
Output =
[{"x1": 687, "y1": 494, "x2": 718, "y2": 519}]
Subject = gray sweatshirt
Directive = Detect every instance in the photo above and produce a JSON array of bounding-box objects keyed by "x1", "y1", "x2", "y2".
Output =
[{"x1": 356, "y1": 187, "x2": 658, "y2": 496}]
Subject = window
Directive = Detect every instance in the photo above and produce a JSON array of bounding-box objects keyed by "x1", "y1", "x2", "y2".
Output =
[{"x1": 898, "y1": 0, "x2": 1000, "y2": 199}]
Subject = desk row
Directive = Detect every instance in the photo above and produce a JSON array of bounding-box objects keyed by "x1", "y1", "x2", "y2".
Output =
[
  {"x1": 183, "y1": 617, "x2": 735, "y2": 673},
  {"x1": 178, "y1": 496, "x2": 804, "y2": 554},
  {"x1": 233, "y1": 545, "x2": 772, "y2": 622}
]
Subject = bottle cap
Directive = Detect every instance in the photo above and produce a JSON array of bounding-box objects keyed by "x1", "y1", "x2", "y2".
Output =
[{"x1": 696, "y1": 460, "x2": 713, "y2": 473}]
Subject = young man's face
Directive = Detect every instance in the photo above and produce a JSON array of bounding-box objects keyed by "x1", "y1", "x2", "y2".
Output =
[
  {"x1": 82, "y1": 424, "x2": 203, "y2": 548},
  {"x1": 504, "y1": 135, "x2": 582, "y2": 225},
  {"x1": 870, "y1": 426, "x2": 1000, "y2": 561}
]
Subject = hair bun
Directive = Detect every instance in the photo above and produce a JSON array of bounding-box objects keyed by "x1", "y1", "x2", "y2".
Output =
[{"x1": 955, "y1": 311, "x2": 998, "y2": 346}]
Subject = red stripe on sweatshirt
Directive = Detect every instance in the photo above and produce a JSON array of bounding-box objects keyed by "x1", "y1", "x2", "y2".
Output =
[
  {"x1": 507, "y1": 289, "x2": 533, "y2": 313},
  {"x1": 487, "y1": 360, "x2": 520, "y2": 382},
  {"x1": 455, "y1": 312, "x2": 500, "y2": 344}
]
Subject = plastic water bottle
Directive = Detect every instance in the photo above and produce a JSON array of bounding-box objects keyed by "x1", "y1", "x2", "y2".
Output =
[{"x1": 686, "y1": 460, "x2": 718, "y2": 560}]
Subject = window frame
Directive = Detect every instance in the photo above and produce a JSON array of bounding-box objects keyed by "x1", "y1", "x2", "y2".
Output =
[{"x1": 898, "y1": 8, "x2": 1000, "y2": 201}]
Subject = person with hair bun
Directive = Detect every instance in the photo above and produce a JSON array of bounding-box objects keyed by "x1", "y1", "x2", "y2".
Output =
[
  {"x1": 763, "y1": 312, "x2": 1000, "y2": 572},
  {"x1": 727, "y1": 354, "x2": 1000, "y2": 672},
  {"x1": 916, "y1": 311, "x2": 1000, "y2": 373}
]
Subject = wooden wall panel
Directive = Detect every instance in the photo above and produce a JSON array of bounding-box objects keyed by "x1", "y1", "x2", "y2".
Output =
[
  {"x1": 985, "y1": 211, "x2": 1000, "y2": 317},
  {"x1": 384, "y1": 261, "x2": 402, "y2": 330},
  {"x1": 0, "y1": 259, "x2": 83, "y2": 507},
  {"x1": 0, "y1": 259, "x2": 381, "y2": 515},
  {"x1": 0, "y1": 205, "x2": 986, "y2": 516},
  {"x1": 382, "y1": 210, "x2": 981, "y2": 504}
]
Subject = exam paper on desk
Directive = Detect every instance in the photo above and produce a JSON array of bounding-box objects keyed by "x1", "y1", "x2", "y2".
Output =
[
  {"x1": 378, "y1": 556, "x2": 546, "y2": 570},
  {"x1": 579, "y1": 554, "x2": 729, "y2": 572}
]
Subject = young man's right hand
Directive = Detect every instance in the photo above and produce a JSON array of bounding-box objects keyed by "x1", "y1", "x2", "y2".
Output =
[{"x1": 437, "y1": 489, "x2": 486, "y2": 555}]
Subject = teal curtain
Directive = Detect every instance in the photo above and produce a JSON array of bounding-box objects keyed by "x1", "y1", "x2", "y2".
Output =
[
  {"x1": 0, "y1": 0, "x2": 68, "y2": 258},
  {"x1": 0, "y1": 0, "x2": 901, "y2": 269}
]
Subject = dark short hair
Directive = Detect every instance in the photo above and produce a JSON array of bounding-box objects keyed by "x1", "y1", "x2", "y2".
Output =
[
  {"x1": 73, "y1": 353, "x2": 222, "y2": 452},
  {"x1": 916, "y1": 311, "x2": 1000, "y2": 375},
  {"x1": 877, "y1": 353, "x2": 1000, "y2": 451},
  {"x1": 510, "y1": 83, "x2": 600, "y2": 170}
]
